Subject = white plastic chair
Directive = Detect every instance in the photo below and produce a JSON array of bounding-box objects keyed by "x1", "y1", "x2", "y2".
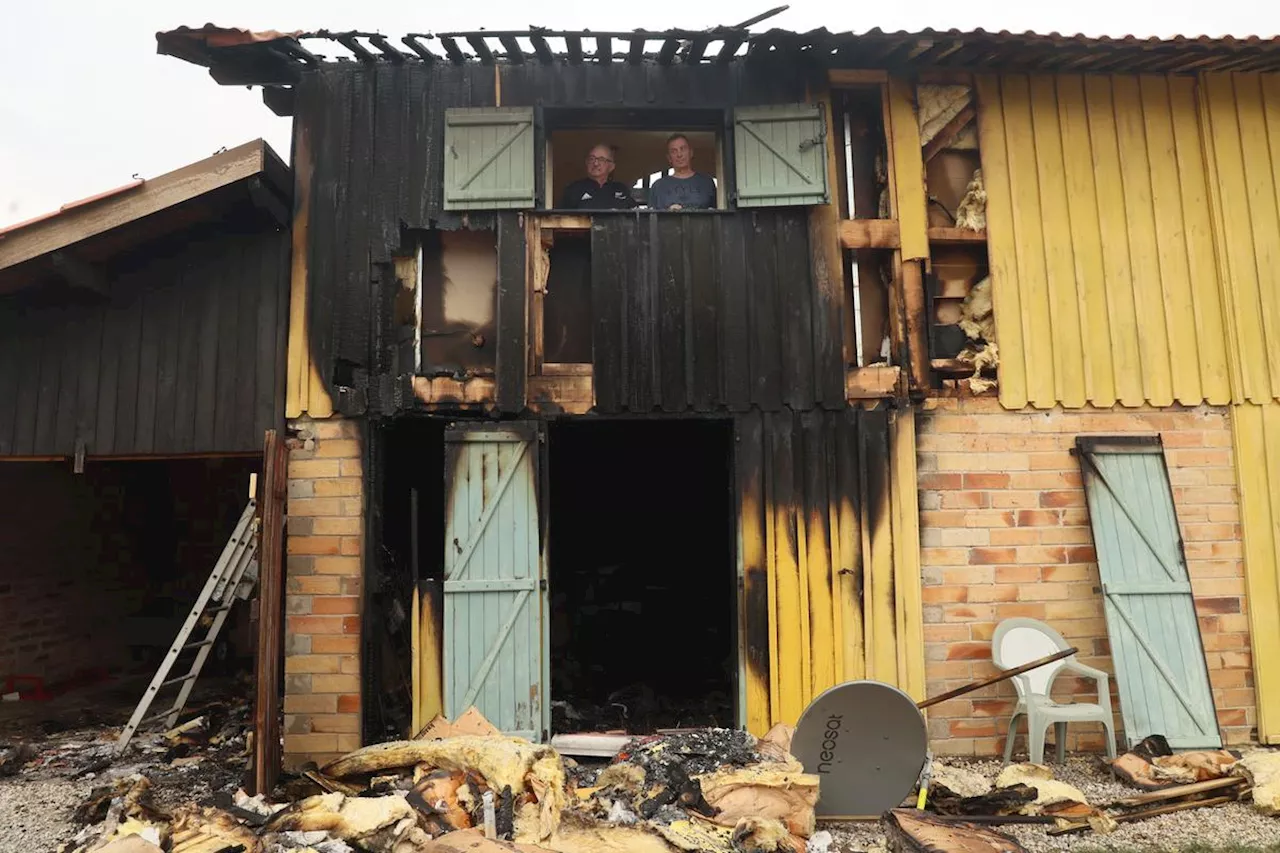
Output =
[{"x1": 991, "y1": 617, "x2": 1117, "y2": 765}]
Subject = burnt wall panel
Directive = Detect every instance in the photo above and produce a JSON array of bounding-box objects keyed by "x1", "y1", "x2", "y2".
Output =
[
  {"x1": 295, "y1": 61, "x2": 811, "y2": 414},
  {"x1": 495, "y1": 213, "x2": 528, "y2": 414},
  {"x1": 0, "y1": 226, "x2": 290, "y2": 458},
  {"x1": 587, "y1": 211, "x2": 836, "y2": 414}
]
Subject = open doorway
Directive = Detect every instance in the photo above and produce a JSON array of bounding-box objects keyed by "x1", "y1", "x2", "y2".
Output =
[{"x1": 547, "y1": 418, "x2": 737, "y2": 735}]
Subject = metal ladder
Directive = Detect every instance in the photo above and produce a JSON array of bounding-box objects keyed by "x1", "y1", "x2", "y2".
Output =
[{"x1": 115, "y1": 498, "x2": 261, "y2": 754}]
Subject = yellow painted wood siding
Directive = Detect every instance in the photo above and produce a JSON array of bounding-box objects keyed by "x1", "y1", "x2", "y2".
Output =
[
  {"x1": 975, "y1": 74, "x2": 1231, "y2": 410},
  {"x1": 1200, "y1": 74, "x2": 1280, "y2": 405},
  {"x1": 1230, "y1": 402, "x2": 1280, "y2": 743}
]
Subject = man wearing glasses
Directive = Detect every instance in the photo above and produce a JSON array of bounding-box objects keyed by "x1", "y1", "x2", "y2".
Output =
[{"x1": 560, "y1": 144, "x2": 638, "y2": 210}]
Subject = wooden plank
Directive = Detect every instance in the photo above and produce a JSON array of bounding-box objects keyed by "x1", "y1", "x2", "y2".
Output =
[
  {"x1": 1263, "y1": 74, "x2": 1280, "y2": 399},
  {"x1": 974, "y1": 75, "x2": 1028, "y2": 409},
  {"x1": 235, "y1": 236, "x2": 265, "y2": 451},
  {"x1": 840, "y1": 219, "x2": 901, "y2": 249},
  {"x1": 778, "y1": 212, "x2": 816, "y2": 410},
  {"x1": 32, "y1": 314, "x2": 61, "y2": 456},
  {"x1": 736, "y1": 410, "x2": 771, "y2": 734},
  {"x1": 1055, "y1": 74, "x2": 1115, "y2": 407},
  {"x1": 686, "y1": 216, "x2": 719, "y2": 412},
  {"x1": 1028, "y1": 74, "x2": 1086, "y2": 408},
  {"x1": 828, "y1": 69, "x2": 888, "y2": 86},
  {"x1": 626, "y1": 216, "x2": 656, "y2": 412},
  {"x1": 862, "y1": 406, "x2": 896, "y2": 682},
  {"x1": 254, "y1": 429, "x2": 287, "y2": 796},
  {"x1": 193, "y1": 256, "x2": 222, "y2": 451},
  {"x1": 1233, "y1": 74, "x2": 1280, "y2": 401},
  {"x1": 1140, "y1": 75, "x2": 1202, "y2": 406},
  {"x1": 153, "y1": 269, "x2": 182, "y2": 454},
  {"x1": 74, "y1": 308, "x2": 104, "y2": 456},
  {"x1": 1084, "y1": 75, "x2": 1145, "y2": 407},
  {"x1": 1000, "y1": 74, "x2": 1054, "y2": 409},
  {"x1": 0, "y1": 141, "x2": 271, "y2": 271},
  {"x1": 133, "y1": 284, "x2": 162, "y2": 453},
  {"x1": 53, "y1": 309, "x2": 83, "y2": 454},
  {"x1": 94, "y1": 302, "x2": 123, "y2": 455},
  {"x1": 748, "y1": 213, "x2": 783, "y2": 411},
  {"x1": 286, "y1": 75, "x2": 315, "y2": 419},
  {"x1": 172, "y1": 261, "x2": 201, "y2": 453},
  {"x1": 925, "y1": 226, "x2": 986, "y2": 244},
  {"x1": 886, "y1": 79, "x2": 929, "y2": 261},
  {"x1": 656, "y1": 216, "x2": 688, "y2": 412},
  {"x1": 1169, "y1": 76, "x2": 1230, "y2": 405},
  {"x1": 213, "y1": 242, "x2": 243, "y2": 451},
  {"x1": 768, "y1": 411, "x2": 805, "y2": 722},
  {"x1": 1115, "y1": 777, "x2": 1244, "y2": 808},
  {"x1": 1201, "y1": 74, "x2": 1264, "y2": 403},
  {"x1": 801, "y1": 410, "x2": 836, "y2": 698},
  {"x1": 1112, "y1": 75, "x2": 1174, "y2": 407},
  {"x1": 718, "y1": 216, "x2": 752, "y2": 412},
  {"x1": 834, "y1": 408, "x2": 864, "y2": 681},
  {"x1": 495, "y1": 212, "x2": 527, "y2": 414},
  {"x1": 890, "y1": 408, "x2": 925, "y2": 700},
  {"x1": 255, "y1": 233, "x2": 285, "y2": 445},
  {"x1": 589, "y1": 219, "x2": 624, "y2": 413},
  {"x1": 0, "y1": 311, "x2": 20, "y2": 455},
  {"x1": 846, "y1": 365, "x2": 900, "y2": 398},
  {"x1": 923, "y1": 104, "x2": 976, "y2": 162},
  {"x1": 334, "y1": 67, "x2": 375, "y2": 398},
  {"x1": 901, "y1": 259, "x2": 930, "y2": 392},
  {"x1": 807, "y1": 85, "x2": 850, "y2": 384},
  {"x1": 113, "y1": 289, "x2": 144, "y2": 454}
]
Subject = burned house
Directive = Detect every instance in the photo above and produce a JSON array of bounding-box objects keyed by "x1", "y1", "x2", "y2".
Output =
[
  {"x1": 151, "y1": 24, "x2": 1280, "y2": 770},
  {"x1": 0, "y1": 142, "x2": 291, "y2": 711}
]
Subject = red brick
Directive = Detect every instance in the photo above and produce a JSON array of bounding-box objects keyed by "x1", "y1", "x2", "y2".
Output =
[
  {"x1": 312, "y1": 596, "x2": 361, "y2": 615},
  {"x1": 972, "y1": 699, "x2": 1015, "y2": 717},
  {"x1": 311, "y1": 714, "x2": 362, "y2": 733},
  {"x1": 1016, "y1": 545, "x2": 1067, "y2": 564},
  {"x1": 316, "y1": 439, "x2": 362, "y2": 458},
  {"x1": 949, "y1": 720, "x2": 999, "y2": 738},
  {"x1": 288, "y1": 536, "x2": 343, "y2": 556},
  {"x1": 942, "y1": 491, "x2": 990, "y2": 509},
  {"x1": 1040, "y1": 490, "x2": 1085, "y2": 508},
  {"x1": 1197, "y1": 597, "x2": 1242, "y2": 614},
  {"x1": 947, "y1": 642, "x2": 993, "y2": 661},
  {"x1": 337, "y1": 694, "x2": 361, "y2": 714},
  {"x1": 970, "y1": 585, "x2": 1020, "y2": 603},
  {"x1": 289, "y1": 459, "x2": 342, "y2": 479},
  {"x1": 995, "y1": 602, "x2": 1048, "y2": 620},
  {"x1": 312, "y1": 674, "x2": 361, "y2": 693},
  {"x1": 290, "y1": 576, "x2": 343, "y2": 595},
  {"x1": 1016, "y1": 509, "x2": 1061, "y2": 527},
  {"x1": 312, "y1": 635, "x2": 361, "y2": 654},
  {"x1": 314, "y1": 478, "x2": 363, "y2": 497},
  {"x1": 969, "y1": 547, "x2": 1016, "y2": 565},
  {"x1": 920, "y1": 473, "x2": 964, "y2": 490},
  {"x1": 1041, "y1": 565, "x2": 1092, "y2": 582},
  {"x1": 314, "y1": 556, "x2": 362, "y2": 575},
  {"x1": 288, "y1": 615, "x2": 346, "y2": 635},
  {"x1": 989, "y1": 528, "x2": 1041, "y2": 546},
  {"x1": 342, "y1": 616, "x2": 361, "y2": 634},
  {"x1": 964, "y1": 473, "x2": 1011, "y2": 489},
  {"x1": 923, "y1": 587, "x2": 968, "y2": 604},
  {"x1": 994, "y1": 565, "x2": 1040, "y2": 583}
]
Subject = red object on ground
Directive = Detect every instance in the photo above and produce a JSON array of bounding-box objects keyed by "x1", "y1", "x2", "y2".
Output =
[{"x1": 1, "y1": 675, "x2": 51, "y2": 701}]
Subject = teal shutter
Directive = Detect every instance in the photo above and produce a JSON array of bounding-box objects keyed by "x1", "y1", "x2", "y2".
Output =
[
  {"x1": 443, "y1": 424, "x2": 544, "y2": 740},
  {"x1": 733, "y1": 104, "x2": 829, "y2": 207},
  {"x1": 1077, "y1": 437, "x2": 1222, "y2": 749},
  {"x1": 443, "y1": 107, "x2": 536, "y2": 211}
]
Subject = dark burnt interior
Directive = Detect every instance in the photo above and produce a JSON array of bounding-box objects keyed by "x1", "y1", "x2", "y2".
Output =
[{"x1": 547, "y1": 418, "x2": 736, "y2": 733}]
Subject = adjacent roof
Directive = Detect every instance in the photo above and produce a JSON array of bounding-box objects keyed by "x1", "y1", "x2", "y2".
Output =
[
  {"x1": 0, "y1": 139, "x2": 291, "y2": 293},
  {"x1": 157, "y1": 23, "x2": 1280, "y2": 91}
]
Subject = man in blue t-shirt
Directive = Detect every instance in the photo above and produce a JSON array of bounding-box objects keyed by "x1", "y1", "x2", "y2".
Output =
[{"x1": 648, "y1": 134, "x2": 717, "y2": 211}]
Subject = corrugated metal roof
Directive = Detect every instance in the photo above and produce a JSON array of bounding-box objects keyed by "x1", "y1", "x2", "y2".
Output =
[{"x1": 156, "y1": 23, "x2": 1280, "y2": 80}]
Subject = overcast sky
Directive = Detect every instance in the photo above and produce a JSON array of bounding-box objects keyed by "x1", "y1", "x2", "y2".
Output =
[{"x1": 2, "y1": 0, "x2": 1278, "y2": 228}]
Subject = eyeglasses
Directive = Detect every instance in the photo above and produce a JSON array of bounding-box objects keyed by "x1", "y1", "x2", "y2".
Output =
[{"x1": 586, "y1": 155, "x2": 614, "y2": 164}]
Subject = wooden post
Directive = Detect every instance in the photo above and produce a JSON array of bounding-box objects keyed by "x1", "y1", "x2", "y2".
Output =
[
  {"x1": 901, "y1": 259, "x2": 931, "y2": 392},
  {"x1": 253, "y1": 429, "x2": 288, "y2": 795}
]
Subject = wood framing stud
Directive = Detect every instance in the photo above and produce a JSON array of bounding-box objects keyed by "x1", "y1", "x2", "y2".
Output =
[{"x1": 846, "y1": 365, "x2": 900, "y2": 398}]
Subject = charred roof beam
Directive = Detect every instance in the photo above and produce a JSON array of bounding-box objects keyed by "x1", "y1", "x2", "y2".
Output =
[
  {"x1": 466, "y1": 35, "x2": 496, "y2": 64},
  {"x1": 597, "y1": 35, "x2": 613, "y2": 63},
  {"x1": 402, "y1": 34, "x2": 437, "y2": 63},
  {"x1": 530, "y1": 32, "x2": 556, "y2": 64},
  {"x1": 438, "y1": 36, "x2": 466, "y2": 64},
  {"x1": 499, "y1": 35, "x2": 526, "y2": 64},
  {"x1": 368, "y1": 34, "x2": 407, "y2": 63}
]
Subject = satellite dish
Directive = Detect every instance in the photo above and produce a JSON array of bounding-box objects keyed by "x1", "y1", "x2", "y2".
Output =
[{"x1": 791, "y1": 680, "x2": 928, "y2": 818}]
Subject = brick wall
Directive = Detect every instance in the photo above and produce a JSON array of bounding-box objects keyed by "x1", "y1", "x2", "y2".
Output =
[
  {"x1": 916, "y1": 397, "x2": 1253, "y2": 755},
  {"x1": 283, "y1": 417, "x2": 365, "y2": 768}
]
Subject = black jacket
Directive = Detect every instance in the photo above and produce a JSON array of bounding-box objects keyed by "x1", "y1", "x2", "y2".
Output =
[{"x1": 560, "y1": 178, "x2": 638, "y2": 210}]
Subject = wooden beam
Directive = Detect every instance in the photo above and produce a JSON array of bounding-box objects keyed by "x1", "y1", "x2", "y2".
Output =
[
  {"x1": 927, "y1": 226, "x2": 988, "y2": 244},
  {"x1": 902, "y1": 259, "x2": 930, "y2": 391},
  {"x1": 253, "y1": 430, "x2": 287, "y2": 795},
  {"x1": 0, "y1": 140, "x2": 273, "y2": 271},
  {"x1": 50, "y1": 250, "x2": 109, "y2": 295},
  {"x1": 246, "y1": 176, "x2": 290, "y2": 227},
  {"x1": 922, "y1": 104, "x2": 976, "y2": 162},
  {"x1": 829, "y1": 68, "x2": 888, "y2": 86},
  {"x1": 535, "y1": 213, "x2": 592, "y2": 231},
  {"x1": 846, "y1": 365, "x2": 900, "y2": 398},
  {"x1": 839, "y1": 219, "x2": 901, "y2": 249}
]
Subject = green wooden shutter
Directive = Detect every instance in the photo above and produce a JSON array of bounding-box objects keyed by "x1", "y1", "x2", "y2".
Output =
[
  {"x1": 443, "y1": 107, "x2": 536, "y2": 211},
  {"x1": 733, "y1": 104, "x2": 829, "y2": 207},
  {"x1": 443, "y1": 424, "x2": 544, "y2": 740},
  {"x1": 1077, "y1": 436, "x2": 1222, "y2": 749}
]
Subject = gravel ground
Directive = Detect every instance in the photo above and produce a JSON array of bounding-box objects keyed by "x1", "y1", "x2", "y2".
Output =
[
  {"x1": 0, "y1": 776, "x2": 96, "y2": 853},
  {"x1": 820, "y1": 756, "x2": 1280, "y2": 853}
]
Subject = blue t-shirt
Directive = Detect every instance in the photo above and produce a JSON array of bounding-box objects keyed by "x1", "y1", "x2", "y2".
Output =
[{"x1": 648, "y1": 172, "x2": 717, "y2": 210}]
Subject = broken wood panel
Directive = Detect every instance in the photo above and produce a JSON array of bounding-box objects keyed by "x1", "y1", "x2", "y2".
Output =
[
  {"x1": 777, "y1": 214, "x2": 817, "y2": 410},
  {"x1": 832, "y1": 407, "x2": 864, "y2": 680},
  {"x1": 766, "y1": 410, "x2": 806, "y2": 723},
  {"x1": 747, "y1": 214, "x2": 784, "y2": 411},
  {"x1": 839, "y1": 219, "x2": 901, "y2": 249},
  {"x1": 890, "y1": 407, "x2": 926, "y2": 701},
  {"x1": 886, "y1": 79, "x2": 929, "y2": 261},
  {"x1": 800, "y1": 409, "x2": 837, "y2": 699},
  {"x1": 861, "y1": 405, "x2": 897, "y2": 683},
  {"x1": 254, "y1": 428, "x2": 288, "y2": 795},
  {"x1": 589, "y1": 220, "x2": 626, "y2": 413},
  {"x1": 884, "y1": 808, "x2": 1028, "y2": 853},
  {"x1": 420, "y1": 229, "x2": 499, "y2": 375},
  {"x1": 333, "y1": 66, "x2": 377, "y2": 396},
  {"x1": 495, "y1": 213, "x2": 527, "y2": 413}
]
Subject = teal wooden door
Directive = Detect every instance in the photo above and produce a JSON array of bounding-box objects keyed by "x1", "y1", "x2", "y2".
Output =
[
  {"x1": 443, "y1": 423, "x2": 544, "y2": 740},
  {"x1": 1078, "y1": 437, "x2": 1222, "y2": 749}
]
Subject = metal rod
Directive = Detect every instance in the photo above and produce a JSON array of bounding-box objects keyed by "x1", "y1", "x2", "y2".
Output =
[{"x1": 917, "y1": 647, "x2": 1078, "y2": 710}]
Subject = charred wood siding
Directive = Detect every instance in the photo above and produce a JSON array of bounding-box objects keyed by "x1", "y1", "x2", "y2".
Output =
[
  {"x1": 589, "y1": 212, "x2": 845, "y2": 414},
  {"x1": 0, "y1": 227, "x2": 290, "y2": 457},
  {"x1": 293, "y1": 62, "x2": 810, "y2": 414}
]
